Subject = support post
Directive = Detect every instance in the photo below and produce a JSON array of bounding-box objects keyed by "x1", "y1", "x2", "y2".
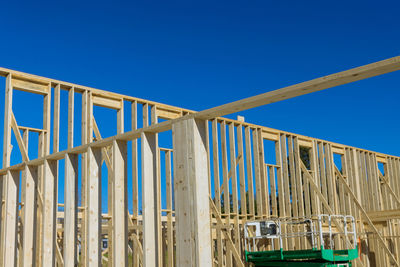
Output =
[
  {"x1": 21, "y1": 165, "x2": 37, "y2": 267},
  {"x1": 1, "y1": 75, "x2": 13, "y2": 264},
  {"x1": 112, "y1": 140, "x2": 128, "y2": 267},
  {"x1": 141, "y1": 132, "x2": 159, "y2": 267},
  {"x1": 1, "y1": 170, "x2": 19, "y2": 267},
  {"x1": 41, "y1": 160, "x2": 57, "y2": 267},
  {"x1": 131, "y1": 101, "x2": 140, "y2": 267},
  {"x1": 87, "y1": 147, "x2": 102, "y2": 266},
  {"x1": 172, "y1": 118, "x2": 212, "y2": 266},
  {"x1": 64, "y1": 153, "x2": 78, "y2": 267},
  {"x1": 2, "y1": 74, "x2": 12, "y2": 168}
]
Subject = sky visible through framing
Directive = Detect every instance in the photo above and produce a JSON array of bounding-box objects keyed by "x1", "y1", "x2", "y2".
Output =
[{"x1": 0, "y1": 1, "x2": 399, "y2": 213}]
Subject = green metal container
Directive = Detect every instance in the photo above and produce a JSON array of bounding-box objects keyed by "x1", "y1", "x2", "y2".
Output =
[{"x1": 245, "y1": 247, "x2": 358, "y2": 267}]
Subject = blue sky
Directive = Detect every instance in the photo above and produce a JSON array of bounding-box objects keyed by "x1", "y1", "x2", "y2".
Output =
[{"x1": 1, "y1": 1, "x2": 399, "y2": 211}]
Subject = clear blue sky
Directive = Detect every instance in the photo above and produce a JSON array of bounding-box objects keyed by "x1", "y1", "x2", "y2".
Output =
[{"x1": 1, "y1": 1, "x2": 399, "y2": 210}]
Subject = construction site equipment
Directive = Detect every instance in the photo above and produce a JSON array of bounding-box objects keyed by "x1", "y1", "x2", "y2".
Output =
[{"x1": 244, "y1": 215, "x2": 358, "y2": 266}]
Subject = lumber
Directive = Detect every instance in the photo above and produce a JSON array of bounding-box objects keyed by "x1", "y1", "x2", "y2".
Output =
[
  {"x1": 2, "y1": 74, "x2": 12, "y2": 168},
  {"x1": 68, "y1": 87, "x2": 74, "y2": 149},
  {"x1": 64, "y1": 154, "x2": 78, "y2": 267},
  {"x1": 1, "y1": 170, "x2": 19, "y2": 266},
  {"x1": 10, "y1": 112, "x2": 29, "y2": 161},
  {"x1": 165, "y1": 150, "x2": 174, "y2": 267},
  {"x1": 112, "y1": 140, "x2": 128, "y2": 267},
  {"x1": 335, "y1": 166, "x2": 400, "y2": 267},
  {"x1": 245, "y1": 126, "x2": 255, "y2": 218},
  {"x1": 196, "y1": 56, "x2": 400, "y2": 119},
  {"x1": 53, "y1": 84, "x2": 60, "y2": 153},
  {"x1": 42, "y1": 160, "x2": 57, "y2": 267},
  {"x1": 86, "y1": 147, "x2": 102, "y2": 266},
  {"x1": 21, "y1": 165, "x2": 37, "y2": 267},
  {"x1": 141, "y1": 132, "x2": 159, "y2": 267},
  {"x1": 131, "y1": 101, "x2": 140, "y2": 267},
  {"x1": 172, "y1": 118, "x2": 212, "y2": 267},
  {"x1": 229, "y1": 123, "x2": 241, "y2": 256},
  {"x1": 0, "y1": 55, "x2": 398, "y2": 266},
  {"x1": 367, "y1": 209, "x2": 400, "y2": 222}
]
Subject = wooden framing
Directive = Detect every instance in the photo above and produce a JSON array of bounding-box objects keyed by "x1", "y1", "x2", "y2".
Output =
[
  {"x1": 87, "y1": 147, "x2": 102, "y2": 266},
  {"x1": 1, "y1": 170, "x2": 19, "y2": 266},
  {"x1": 0, "y1": 56, "x2": 399, "y2": 266},
  {"x1": 112, "y1": 140, "x2": 128, "y2": 267},
  {"x1": 64, "y1": 153, "x2": 78, "y2": 267},
  {"x1": 141, "y1": 132, "x2": 159, "y2": 267},
  {"x1": 21, "y1": 165, "x2": 37, "y2": 267},
  {"x1": 172, "y1": 118, "x2": 212, "y2": 266},
  {"x1": 41, "y1": 160, "x2": 57, "y2": 267}
]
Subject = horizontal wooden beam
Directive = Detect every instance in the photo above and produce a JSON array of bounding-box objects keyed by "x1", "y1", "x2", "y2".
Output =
[
  {"x1": 92, "y1": 95, "x2": 122, "y2": 110},
  {"x1": 11, "y1": 76, "x2": 49, "y2": 95},
  {"x1": 156, "y1": 107, "x2": 182, "y2": 120},
  {"x1": 0, "y1": 67, "x2": 194, "y2": 114},
  {"x1": 0, "y1": 56, "x2": 399, "y2": 177},
  {"x1": 195, "y1": 55, "x2": 400, "y2": 119},
  {"x1": 367, "y1": 209, "x2": 400, "y2": 222}
]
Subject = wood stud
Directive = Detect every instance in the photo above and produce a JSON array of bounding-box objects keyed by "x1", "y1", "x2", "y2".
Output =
[{"x1": 0, "y1": 59, "x2": 399, "y2": 266}]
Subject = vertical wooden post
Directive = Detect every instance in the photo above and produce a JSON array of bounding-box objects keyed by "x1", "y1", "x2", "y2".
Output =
[
  {"x1": 21, "y1": 165, "x2": 37, "y2": 267},
  {"x1": 81, "y1": 90, "x2": 91, "y2": 265},
  {"x1": 236, "y1": 124, "x2": 246, "y2": 218},
  {"x1": 141, "y1": 132, "x2": 159, "y2": 267},
  {"x1": 0, "y1": 75, "x2": 13, "y2": 264},
  {"x1": 220, "y1": 121, "x2": 230, "y2": 216},
  {"x1": 41, "y1": 160, "x2": 57, "y2": 267},
  {"x1": 211, "y1": 119, "x2": 221, "y2": 212},
  {"x1": 112, "y1": 140, "x2": 128, "y2": 267},
  {"x1": 275, "y1": 135, "x2": 287, "y2": 248},
  {"x1": 256, "y1": 128, "x2": 268, "y2": 218},
  {"x1": 150, "y1": 105, "x2": 163, "y2": 266},
  {"x1": 229, "y1": 123, "x2": 241, "y2": 254},
  {"x1": 172, "y1": 118, "x2": 212, "y2": 267},
  {"x1": 108, "y1": 99, "x2": 124, "y2": 267},
  {"x1": 351, "y1": 149, "x2": 363, "y2": 233},
  {"x1": 2, "y1": 74, "x2": 12, "y2": 168},
  {"x1": 107, "y1": 149, "x2": 114, "y2": 265},
  {"x1": 131, "y1": 101, "x2": 138, "y2": 218},
  {"x1": 131, "y1": 101, "x2": 140, "y2": 267},
  {"x1": 41, "y1": 83, "x2": 53, "y2": 265},
  {"x1": 252, "y1": 129, "x2": 263, "y2": 217},
  {"x1": 53, "y1": 84, "x2": 60, "y2": 153},
  {"x1": 117, "y1": 100, "x2": 124, "y2": 134},
  {"x1": 43, "y1": 84, "x2": 51, "y2": 155},
  {"x1": 318, "y1": 142, "x2": 328, "y2": 214},
  {"x1": 220, "y1": 121, "x2": 232, "y2": 266},
  {"x1": 35, "y1": 133, "x2": 45, "y2": 266},
  {"x1": 293, "y1": 137, "x2": 306, "y2": 249},
  {"x1": 143, "y1": 103, "x2": 149, "y2": 127},
  {"x1": 212, "y1": 119, "x2": 223, "y2": 266},
  {"x1": 18, "y1": 129, "x2": 28, "y2": 265},
  {"x1": 68, "y1": 87, "x2": 74, "y2": 149},
  {"x1": 245, "y1": 127, "x2": 255, "y2": 219},
  {"x1": 87, "y1": 147, "x2": 102, "y2": 266},
  {"x1": 310, "y1": 140, "x2": 321, "y2": 215},
  {"x1": 280, "y1": 135, "x2": 290, "y2": 220},
  {"x1": 165, "y1": 150, "x2": 174, "y2": 267},
  {"x1": 1, "y1": 170, "x2": 19, "y2": 267},
  {"x1": 64, "y1": 153, "x2": 78, "y2": 267},
  {"x1": 0, "y1": 175, "x2": 3, "y2": 265}
]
